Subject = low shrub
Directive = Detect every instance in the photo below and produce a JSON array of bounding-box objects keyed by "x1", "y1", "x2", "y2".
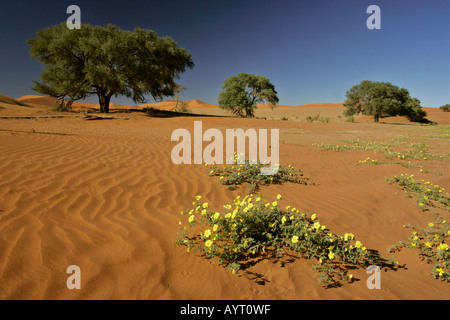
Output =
[
  {"x1": 176, "y1": 194, "x2": 387, "y2": 287},
  {"x1": 205, "y1": 154, "x2": 312, "y2": 194}
]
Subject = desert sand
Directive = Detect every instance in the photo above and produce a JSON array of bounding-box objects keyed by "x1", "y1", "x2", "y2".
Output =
[{"x1": 0, "y1": 94, "x2": 449, "y2": 300}]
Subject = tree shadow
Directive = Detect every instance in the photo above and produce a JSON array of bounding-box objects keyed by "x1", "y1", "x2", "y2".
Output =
[{"x1": 141, "y1": 107, "x2": 227, "y2": 118}]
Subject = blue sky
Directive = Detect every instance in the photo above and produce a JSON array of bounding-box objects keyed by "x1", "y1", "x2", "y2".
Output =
[{"x1": 0, "y1": 0, "x2": 449, "y2": 107}]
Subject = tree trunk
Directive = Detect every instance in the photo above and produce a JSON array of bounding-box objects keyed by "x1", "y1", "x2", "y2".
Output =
[
  {"x1": 374, "y1": 114, "x2": 380, "y2": 122},
  {"x1": 98, "y1": 93, "x2": 112, "y2": 113}
]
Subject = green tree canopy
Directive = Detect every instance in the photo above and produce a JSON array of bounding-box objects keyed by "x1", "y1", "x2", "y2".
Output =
[
  {"x1": 439, "y1": 104, "x2": 450, "y2": 112},
  {"x1": 218, "y1": 73, "x2": 279, "y2": 117},
  {"x1": 27, "y1": 23, "x2": 194, "y2": 113},
  {"x1": 343, "y1": 80, "x2": 428, "y2": 123}
]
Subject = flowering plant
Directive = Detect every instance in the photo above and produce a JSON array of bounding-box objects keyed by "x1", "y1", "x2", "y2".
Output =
[
  {"x1": 176, "y1": 194, "x2": 383, "y2": 286},
  {"x1": 205, "y1": 153, "x2": 312, "y2": 194}
]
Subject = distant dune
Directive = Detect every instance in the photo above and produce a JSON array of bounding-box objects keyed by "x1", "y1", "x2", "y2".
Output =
[
  {"x1": 140, "y1": 99, "x2": 219, "y2": 110},
  {"x1": 257, "y1": 102, "x2": 345, "y2": 109},
  {"x1": 0, "y1": 93, "x2": 31, "y2": 107},
  {"x1": 17, "y1": 94, "x2": 58, "y2": 107},
  {"x1": 17, "y1": 95, "x2": 101, "y2": 110},
  {"x1": 1, "y1": 94, "x2": 444, "y2": 124}
]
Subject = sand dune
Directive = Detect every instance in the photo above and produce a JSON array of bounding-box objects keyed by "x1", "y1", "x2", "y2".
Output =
[
  {"x1": 0, "y1": 102, "x2": 449, "y2": 299},
  {"x1": 257, "y1": 102, "x2": 344, "y2": 109},
  {"x1": 0, "y1": 94, "x2": 31, "y2": 107}
]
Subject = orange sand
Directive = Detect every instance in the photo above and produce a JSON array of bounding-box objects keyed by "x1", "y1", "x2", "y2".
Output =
[{"x1": 0, "y1": 94, "x2": 449, "y2": 299}]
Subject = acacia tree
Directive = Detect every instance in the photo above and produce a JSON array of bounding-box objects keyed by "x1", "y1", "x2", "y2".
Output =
[
  {"x1": 171, "y1": 83, "x2": 187, "y2": 111},
  {"x1": 440, "y1": 104, "x2": 450, "y2": 112},
  {"x1": 343, "y1": 80, "x2": 427, "y2": 123},
  {"x1": 27, "y1": 23, "x2": 194, "y2": 113},
  {"x1": 218, "y1": 73, "x2": 279, "y2": 117}
]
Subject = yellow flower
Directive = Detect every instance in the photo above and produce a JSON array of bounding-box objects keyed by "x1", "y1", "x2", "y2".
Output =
[
  {"x1": 436, "y1": 267, "x2": 445, "y2": 277},
  {"x1": 428, "y1": 222, "x2": 434, "y2": 227},
  {"x1": 276, "y1": 194, "x2": 282, "y2": 200},
  {"x1": 344, "y1": 233, "x2": 354, "y2": 241},
  {"x1": 425, "y1": 241, "x2": 431, "y2": 247},
  {"x1": 419, "y1": 202, "x2": 424, "y2": 207},
  {"x1": 328, "y1": 251, "x2": 335, "y2": 260},
  {"x1": 355, "y1": 241, "x2": 362, "y2": 248},
  {"x1": 195, "y1": 195, "x2": 202, "y2": 201},
  {"x1": 204, "y1": 229, "x2": 211, "y2": 238},
  {"x1": 281, "y1": 216, "x2": 287, "y2": 224},
  {"x1": 292, "y1": 235, "x2": 299, "y2": 244},
  {"x1": 313, "y1": 222, "x2": 321, "y2": 230},
  {"x1": 213, "y1": 212, "x2": 220, "y2": 220},
  {"x1": 201, "y1": 209, "x2": 207, "y2": 215},
  {"x1": 311, "y1": 214, "x2": 316, "y2": 221},
  {"x1": 272, "y1": 201, "x2": 278, "y2": 207},
  {"x1": 437, "y1": 243, "x2": 449, "y2": 251},
  {"x1": 188, "y1": 215, "x2": 195, "y2": 223},
  {"x1": 205, "y1": 240, "x2": 213, "y2": 248},
  {"x1": 202, "y1": 202, "x2": 209, "y2": 209}
]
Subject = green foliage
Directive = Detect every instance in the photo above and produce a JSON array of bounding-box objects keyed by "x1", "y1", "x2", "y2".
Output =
[
  {"x1": 439, "y1": 104, "x2": 450, "y2": 112},
  {"x1": 389, "y1": 218, "x2": 449, "y2": 282},
  {"x1": 177, "y1": 194, "x2": 386, "y2": 287},
  {"x1": 218, "y1": 73, "x2": 278, "y2": 118},
  {"x1": 314, "y1": 138, "x2": 447, "y2": 161},
  {"x1": 346, "y1": 115, "x2": 355, "y2": 123},
  {"x1": 205, "y1": 153, "x2": 312, "y2": 194},
  {"x1": 27, "y1": 23, "x2": 194, "y2": 113},
  {"x1": 386, "y1": 174, "x2": 449, "y2": 211},
  {"x1": 343, "y1": 80, "x2": 428, "y2": 123},
  {"x1": 388, "y1": 213, "x2": 449, "y2": 282},
  {"x1": 422, "y1": 125, "x2": 450, "y2": 139},
  {"x1": 305, "y1": 112, "x2": 329, "y2": 123}
]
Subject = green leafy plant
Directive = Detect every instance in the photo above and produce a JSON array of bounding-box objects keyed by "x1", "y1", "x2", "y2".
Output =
[
  {"x1": 314, "y1": 138, "x2": 447, "y2": 161},
  {"x1": 357, "y1": 157, "x2": 430, "y2": 172},
  {"x1": 386, "y1": 174, "x2": 449, "y2": 211},
  {"x1": 346, "y1": 116, "x2": 355, "y2": 123},
  {"x1": 388, "y1": 214, "x2": 449, "y2": 282},
  {"x1": 305, "y1": 112, "x2": 329, "y2": 123},
  {"x1": 176, "y1": 194, "x2": 387, "y2": 287},
  {"x1": 217, "y1": 73, "x2": 278, "y2": 118},
  {"x1": 205, "y1": 153, "x2": 312, "y2": 194}
]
